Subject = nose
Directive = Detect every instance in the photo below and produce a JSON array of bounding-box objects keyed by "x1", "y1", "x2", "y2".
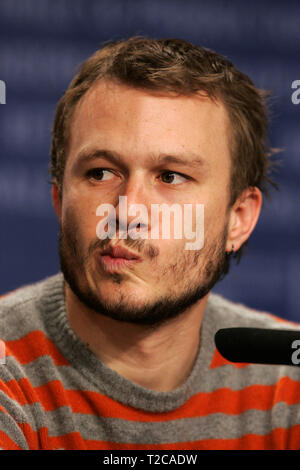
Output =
[{"x1": 115, "y1": 174, "x2": 150, "y2": 237}]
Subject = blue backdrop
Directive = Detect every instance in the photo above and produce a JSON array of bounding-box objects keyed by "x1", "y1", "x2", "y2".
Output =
[{"x1": 0, "y1": 0, "x2": 299, "y2": 321}]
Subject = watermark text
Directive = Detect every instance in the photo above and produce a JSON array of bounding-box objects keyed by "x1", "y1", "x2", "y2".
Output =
[
  {"x1": 0, "y1": 80, "x2": 6, "y2": 104},
  {"x1": 96, "y1": 197, "x2": 204, "y2": 250},
  {"x1": 291, "y1": 80, "x2": 300, "y2": 105}
]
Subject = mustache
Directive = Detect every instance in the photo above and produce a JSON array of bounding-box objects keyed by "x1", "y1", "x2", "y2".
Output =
[
  {"x1": 87, "y1": 236, "x2": 160, "y2": 261},
  {"x1": 59, "y1": 219, "x2": 160, "y2": 266}
]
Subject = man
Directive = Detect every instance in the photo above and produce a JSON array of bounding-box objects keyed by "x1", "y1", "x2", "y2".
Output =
[{"x1": 0, "y1": 36, "x2": 299, "y2": 450}]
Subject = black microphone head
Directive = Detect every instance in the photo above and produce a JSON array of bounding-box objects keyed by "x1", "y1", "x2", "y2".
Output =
[{"x1": 215, "y1": 327, "x2": 300, "y2": 366}]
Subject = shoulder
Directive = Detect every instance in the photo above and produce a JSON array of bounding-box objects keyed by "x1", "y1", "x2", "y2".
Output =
[
  {"x1": 0, "y1": 273, "x2": 64, "y2": 341},
  {"x1": 205, "y1": 293, "x2": 300, "y2": 397},
  {"x1": 0, "y1": 273, "x2": 66, "y2": 396},
  {"x1": 207, "y1": 292, "x2": 300, "y2": 330}
]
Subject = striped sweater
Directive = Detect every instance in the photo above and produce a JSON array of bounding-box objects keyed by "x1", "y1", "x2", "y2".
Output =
[{"x1": 1, "y1": 273, "x2": 300, "y2": 450}]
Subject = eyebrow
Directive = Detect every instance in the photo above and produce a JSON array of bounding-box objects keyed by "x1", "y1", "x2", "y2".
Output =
[
  {"x1": 149, "y1": 153, "x2": 208, "y2": 170},
  {"x1": 74, "y1": 149, "x2": 209, "y2": 172}
]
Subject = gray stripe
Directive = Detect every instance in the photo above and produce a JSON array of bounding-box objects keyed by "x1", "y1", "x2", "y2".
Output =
[
  {"x1": 0, "y1": 410, "x2": 29, "y2": 449},
  {"x1": 203, "y1": 363, "x2": 300, "y2": 393},
  {"x1": 21, "y1": 404, "x2": 78, "y2": 436},
  {"x1": 18, "y1": 401, "x2": 300, "y2": 443},
  {"x1": 0, "y1": 391, "x2": 28, "y2": 424},
  {"x1": 4, "y1": 356, "x2": 92, "y2": 390}
]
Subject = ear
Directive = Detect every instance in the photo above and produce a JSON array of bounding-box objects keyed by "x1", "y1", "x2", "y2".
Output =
[
  {"x1": 52, "y1": 182, "x2": 62, "y2": 221},
  {"x1": 226, "y1": 187, "x2": 263, "y2": 252}
]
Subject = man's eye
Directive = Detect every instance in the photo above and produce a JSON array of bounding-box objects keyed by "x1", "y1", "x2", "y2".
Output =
[
  {"x1": 160, "y1": 171, "x2": 187, "y2": 185},
  {"x1": 86, "y1": 168, "x2": 114, "y2": 181}
]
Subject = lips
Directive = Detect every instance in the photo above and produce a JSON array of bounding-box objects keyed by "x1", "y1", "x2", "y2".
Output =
[
  {"x1": 101, "y1": 245, "x2": 141, "y2": 261},
  {"x1": 99, "y1": 244, "x2": 142, "y2": 273}
]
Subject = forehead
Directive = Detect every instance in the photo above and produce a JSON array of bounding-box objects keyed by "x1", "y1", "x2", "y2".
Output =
[{"x1": 68, "y1": 80, "x2": 232, "y2": 176}]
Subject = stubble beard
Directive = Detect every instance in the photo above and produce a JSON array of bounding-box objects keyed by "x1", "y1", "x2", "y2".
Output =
[{"x1": 59, "y1": 215, "x2": 228, "y2": 329}]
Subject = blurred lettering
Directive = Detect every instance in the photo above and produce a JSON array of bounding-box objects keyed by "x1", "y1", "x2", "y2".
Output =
[
  {"x1": 291, "y1": 80, "x2": 300, "y2": 104},
  {"x1": 0, "y1": 80, "x2": 6, "y2": 104}
]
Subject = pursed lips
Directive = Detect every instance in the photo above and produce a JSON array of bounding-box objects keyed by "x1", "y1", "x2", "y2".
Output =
[{"x1": 99, "y1": 244, "x2": 142, "y2": 272}]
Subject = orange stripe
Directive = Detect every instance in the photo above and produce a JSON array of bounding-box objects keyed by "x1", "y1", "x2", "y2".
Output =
[
  {"x1": 0, "y1": 380, "x2": 17, "y2": 401},
  {"x1": 2, "y1": 378, "x2": 67, "y2": 409},
  {"x1": 6, "y1": 331, "x2": 69, "y2": 366},
  {"x1": 18, "y1": 422, "x2": 43, "y2": 450},
  {"x1": 0, "y1": 430, "x2": 22, "y2": 450},
  {"x1": 48, "y1": 431, "x2": 87, "y2": 450},
  {"x1": 3, "y1": 375, "x2": 300, "y2": 420}
]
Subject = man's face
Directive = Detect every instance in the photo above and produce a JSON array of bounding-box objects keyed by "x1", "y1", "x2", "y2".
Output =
[{"x1": 57, "y1": 80, "x2": 232, "y2": 327}]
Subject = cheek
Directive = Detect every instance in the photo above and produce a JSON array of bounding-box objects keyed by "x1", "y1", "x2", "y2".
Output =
[
  {"x1": 61, "y1": 207, "x2": 93, "y2": 258},
  {"x1": 63, "y1": 194, "x2": 101, "y2": 241},
  {"x1": 154, "y1": 238, "x2": 187, "y2": 267},
  {"x1": 203, "y1": 197, "x2": 228, "y2": 238}
]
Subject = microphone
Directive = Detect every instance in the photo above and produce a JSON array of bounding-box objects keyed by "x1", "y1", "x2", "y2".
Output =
[{"x1": 214, "y1": 328, "x2": 300, "y2": 366}]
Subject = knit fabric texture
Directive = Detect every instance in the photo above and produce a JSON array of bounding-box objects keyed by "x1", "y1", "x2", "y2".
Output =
[{"x1": 1, "y1": 273, "x2": 300, "y2": 450}]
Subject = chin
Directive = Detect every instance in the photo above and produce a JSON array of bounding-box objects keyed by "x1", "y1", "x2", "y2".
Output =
[{"x1": 95, "y1": 279, "x2": 154, "y2": 304}]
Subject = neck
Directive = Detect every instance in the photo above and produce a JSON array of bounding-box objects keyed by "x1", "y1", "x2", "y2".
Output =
[{"x1": 65, "y1": 284, "x2": 209, "y2": 392}]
